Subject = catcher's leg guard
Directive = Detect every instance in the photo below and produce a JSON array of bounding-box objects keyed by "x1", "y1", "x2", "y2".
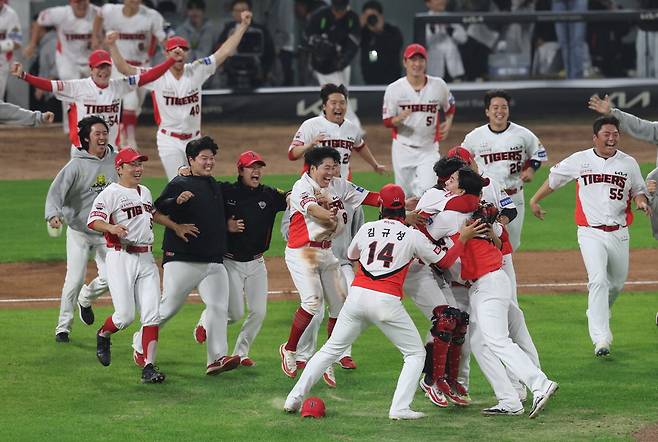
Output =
[
  {"x1": 430, "y1": 305, "x2": 458, "y2": 383},
  {"x1": 447, "y1": 310, "x2": 470, "y2": 400}
]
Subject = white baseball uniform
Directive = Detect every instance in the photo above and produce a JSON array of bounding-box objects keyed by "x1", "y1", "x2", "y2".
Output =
[
  {"x1": 141, "y1": 56, "x2": 217, "y2": 179},
  {"x1": 87, "y1": 183, "x2": 160, "y2": 333},
  {"x1": 0, "y1": 3, "x2": 21, "y2": 99},
  {"x1": 289, "y1": 115, "x2": 364, "y2": 180},
  {"x1": 383, "y1": 75, "x2": 456, "y2": 197},
  {"x1": 285, "y1": 218, "x2": 448, "y2": 416},
  {"x1": 462, "y1": 122, "x2": 548, "y2": 250},
  {"x1": 548, "y1": 148, "x2": 646, "y2": 346}
]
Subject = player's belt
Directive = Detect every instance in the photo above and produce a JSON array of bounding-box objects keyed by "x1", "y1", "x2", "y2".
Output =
[
  {"x1": 160, "y1": 129, "x2": 200, "y2": 140},
  {"x1": 591, "y1": 225, "x2": 622, "y2": 232},
  {"x1": 504, "y1": 186, "x2": 523, "y2": 195},
  {"x1": 110, "y1": 244, "x2": 153, "y2": 253},
  {"x1": 307, "y1": 240, "x2": 332, "y2": 249},
  {"x1": 224, "y1": 252, "x2": 264, "y2": 262}
]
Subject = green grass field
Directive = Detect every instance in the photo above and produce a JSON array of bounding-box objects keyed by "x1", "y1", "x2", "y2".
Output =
[
  {"x1": 0, "y1": 165, "x2": 656, "y2": 262},
  {"x1": 1, "y1": 293, "x2": 657, "y2": 440}
]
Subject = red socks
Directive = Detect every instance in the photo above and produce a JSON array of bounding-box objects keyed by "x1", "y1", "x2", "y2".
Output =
[
  {"x1": 98, "y1": 316, "x2": 119, "y2": 337},
  {"x1": 142, "y1": 325, "x2": 159, "y2": 365},
  {"x1": 327, "y1": 317, "x2": 337, "y2": 338},
  {"x1": 285, "y1": 307, "x2": 313, "y2": 352}
]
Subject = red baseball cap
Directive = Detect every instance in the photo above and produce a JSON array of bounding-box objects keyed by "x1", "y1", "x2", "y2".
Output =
[
  {"x1": 379, "y1": 183, "x2": 405, "y2": 209},
  {"x1": 300, "y1": 397, "x2": 325, "y2": 418},
  {"x1": 237, "y1": 150, "x2": 266, "y2": 168},
  {"x1": 165, "y1": 36, "x2": 190, "y2": 51},
  {"x1": 115, "y1": 148, "x2": 148, "y2": 167},
  {"x1": 89, "y1": 50, "x2": 112, "y2": 68},
  {"x1": 403, "y1": 43, "x2": 427, "y2": 60},
  {"x1": 447, "y1": 146, "x2": 474, "y2": 165}
]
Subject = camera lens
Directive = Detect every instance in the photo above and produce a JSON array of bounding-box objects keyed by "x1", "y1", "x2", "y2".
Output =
[{"x1": 366, "y1": 14, "x2": 378, "y2": 26}]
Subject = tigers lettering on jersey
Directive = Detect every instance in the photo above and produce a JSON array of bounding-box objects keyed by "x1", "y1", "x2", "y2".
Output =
[
  {"x1": 581, "y1": 173, "x2": 627, "y2": 188},
  {"x1": 64, "y1": 33, "x2": 91, "y2": 41},
  {"x1": 163, "y1": 92, "x2": 200, "y2": 106},
  {"x1": 319, "y1": 139, "x2": 355, "y2": 150},
  {"x1": 121, "y1": 203, "x2": 153, "y2": 219},
  {"x1": 398, "y1": 104, "x2": 439, "y2": 113},
  {"x1": 117, "y1": 32, "x2": 148, "y2": 41},
  {"x1": 84, "y1": 102, "x2": 121, "y2": 114},
  {"x1": 480, "y1": 151, "x2": 523, "y2": 164}
]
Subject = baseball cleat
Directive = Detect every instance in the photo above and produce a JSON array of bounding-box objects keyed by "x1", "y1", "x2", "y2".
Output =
[
  {"x1": 133, "y1": 350, "x2": 145, "y2": 368},
  {"x1": 55, "y1": 332, "x2": 70, "y2": 343},
  {"x1": 284, "y1": 395, "x2": 302, "y2": 413},
  {"x1": 338, "y1": 356, "x2": 357, "y2": 370},
  {"x1": 240, "y1": 357, "x2": 255, "y2": 367},
  {"x1": 77, "y1": 302, "x2": 95, "y2": 326},
  {"x1": 206, "y1": 355, "x2": 241, "y2": 375},
  {"x1": 528, "y1": 381, "x2": 559, "y2": 419},
  {"x1": 482, "y1": 405, "x2": 524, "y2": 416},
  {"x1": 279, "y1": 343, "x2": 297, "y2": 378},
  {"x1": 323, "y1": 365, "x2": 337, "y2": 388},
  {"x1": 296, "y1": 360, "x2": 307, "y2": 370},
  {"x1": 449, "y1": 379, "x2": 472, "y2": 402},
  {"x1": 194, "y1": 324, "x2": 206, "y2": 344},
  {"x1": 425, "y1": 383, "x2": 449, "y2": 408},
  {"x1": 436, "y1": 378, "x2": 469, "y2": 406},
  {"x1": 141, "y1": 363, "x2": 166, "y2": 384},
  {"x1": 96, "y1": 334, "x2": 111, "y2": 366},
  {"x1": 594, "y1": 342, "x2": 610, "y2": 357},
  {"x1": 389, "y1": 409, "x2": 427, "y2": 420}
]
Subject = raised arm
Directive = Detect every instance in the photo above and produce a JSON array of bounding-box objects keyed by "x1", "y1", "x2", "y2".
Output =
[
  {"x1": 91, "y1": 13, "x2": 105, "y2": 50},
  {"x1": 11, "y1": 62, "x2": 53, "y2": 91},
  {"x1": 212, "y1": 10, "x2": 253, "y2": 66},
  {"x1": 106, "y1": 31, "x2": 138, "y2": 76}
]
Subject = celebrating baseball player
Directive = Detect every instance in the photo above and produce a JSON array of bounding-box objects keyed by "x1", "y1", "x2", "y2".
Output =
[
  {"x1": 284, "y1": 184, "x2": 483, "y2": 420},
  {"x1": 11, "y1": 47, "x2": 181, "y2": 151},
  {"x1": 382, "y1": 43, "x2": 456, "y2": 198},
  {"x1": 132, "y1": 136, "x2": 244, "y2": 375},
  {"x1": 0, "y1": 0, "x2": 21, "y2": 100},
  {"x1": 530, "y1": 116, "x2": 650, "y2": 357},
  {"x1": 193, "y1": 150, "x2": 289, "y2": 368},
  {"x1": 279, "y1": 147, "x2": 382, "y2": 384},
  {"x1": 107, "y1": 10, "x2": 253, "y2": 179},
  {"x1": 461, "y1": 89, "x2": 548, "y2": 251},
  {"x1": 92, "y1": 0, "x2": 166, "y2": 147},
  {"x1": 88, "y1": 148, "x2": 185, "y2": 383},
  {"x1": 45, "y1": 116, "x2": 117, "y2": 343}
]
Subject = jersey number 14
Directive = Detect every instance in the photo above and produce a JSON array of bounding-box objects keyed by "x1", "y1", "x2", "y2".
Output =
[{"x1": 367, "y1": 241, "x2": 395, "y2": 268}]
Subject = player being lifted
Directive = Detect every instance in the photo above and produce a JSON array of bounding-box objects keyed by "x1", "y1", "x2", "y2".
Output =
[{"x1": 107, "y1": 10, "x2": 253, "y2": 179}]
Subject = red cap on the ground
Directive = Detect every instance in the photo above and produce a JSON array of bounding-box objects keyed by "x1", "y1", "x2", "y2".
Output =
[
  {"x1": 165, "y1": 36, "x2": 190, "y2": 51},
  {"x1": 89, "y1": 50, "x2": 112, "y2": 68},
  {"x1": 447, "y1": 146, "x2": 474, "y2": 165},
  {"x1": 403, "y1": 43, "x2": 427, "y2": 60},
  {"x1": 237, "y1": 150, "x2": 266, "y2": 168},
  {"x1": 379, "y1": 183, "x2": 405, "y2": 209},
  {"x1": 301, "y1": 397, "x2": 325, "y2": 418},
  {"x1": 115, "y1": 148, "x2": 148, "y2": 167}
]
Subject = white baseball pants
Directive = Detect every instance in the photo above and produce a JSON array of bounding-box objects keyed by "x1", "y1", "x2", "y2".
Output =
[
  {"x1": 55, "y1": 227, "x2": 108, "y2": 335},
  {"x1": 468, "y1": 269, "x2": 552, "y2": 411},
  {"x1": 577, "y1": 226, "x2": 629, "y2": 345},
  {"x1": 506, "y1": 190, "x2": 525, "y2": 252},
  {"x1": 105, "y1": 249, "x2": 160, "y2": 330},
  {"x1": 403, "y1": 261, "x2": 450, "y2": 342},
  {"x1": 157, "y1": 131, "x2": 198, "y2": 180},
  {"x1": 391, "y1": 139, "x2": 441, "y2": 198},
  {"x1": 286, "y1": 286, "x2": 426, "y2": 416},
  {"x1": 0, "y1": 63, "x2": 8, "y2": 100},
  {"x1": 133, "y1": 261, "x2": 229, "y2": 365}
]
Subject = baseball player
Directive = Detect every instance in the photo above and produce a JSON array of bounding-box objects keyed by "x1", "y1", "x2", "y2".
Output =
[
  {"x1": 589, "y1": 93, "x2": 658, "y2": 165},
  {"x1": 0, "y1": 100, "x2": 54, "y2": 126},
  {"x1": 289, "y1": 83, "x2": 385, "y2": 180},
  {"x1": 45, "y1": 115, "x2": 117, "y2": 343},
  {"x1": 530, "y1": 116, "x2": 650, "y2": 357},
  {"x1": 0, "y1": 0, "x2": 21, "y2": 100},
  {"x1": 383, "y1": 43, "x2": 456, "y2": 198},
  {"x1": 88, "y1": 147, "x2": 185, "y2": 383},
  {"x1": 193, "y1": 150, "x2": 289, "y2": 368},
  {"x1": 24, "y1": 0, "x2": 99, "y2": 134},
  {"x1": 11, "y1": 48, "x2": 181, "y2": 151},
  {"x1": 279, "y1": 147, "x2": 382, "y2": 383},
  {"x1": 93, "y1": 0, "x2": 166, "y2": 148},
  {"x1": 107, "y1": 10, "x2": 253, "y2": 179},
  {"x1": 283, "y1": 184, "x2": 483, "y2": 420},
  {"x1": 646, "y1": 172, "x2": 658, "y2": 326},
  {"x1": 132, "y1": 136, "x2": 243, "y2": 375},
  {"x1": 430, "y1": 167, "x2": 559, "y2": 418},
  {"x1": 461, "y1": 89, "x2": 548, "y2": 251}
]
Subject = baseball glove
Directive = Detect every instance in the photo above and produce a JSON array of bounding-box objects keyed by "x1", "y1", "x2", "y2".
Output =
[{"x1": 471, "y1": 201, "x2": 498, "y2": 225}]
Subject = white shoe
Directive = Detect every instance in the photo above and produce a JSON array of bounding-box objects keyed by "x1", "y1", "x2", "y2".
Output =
[
  {"x1": 279, "y1": 343, "x2": 298, "y2": 378},
  {"x1": 322, "y1": 364, "x2": 336, "y2": 388},
  {"x1": 284, "y1": 395, "x2": 302, "y2": 413},
  {"x1": 529, "y1": 380, "x2": 559, "y2": 419},
  {"x1": 594, "y1": 341, "x2": 610, "y2": 357},
  {"x1": 481, "y1": 405, "x2": 524, "y2": 416},
  {"x1": 389, "y1": 409, "x2": 426, "y2": 420}
]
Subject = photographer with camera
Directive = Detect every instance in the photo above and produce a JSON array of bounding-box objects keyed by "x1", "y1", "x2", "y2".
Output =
[
  {"x1": 304, "y1": 0, "x2": 363, "y2": 134},
  {"x1": 359, "y1": 1, "x2": 402, "y2": 85}
]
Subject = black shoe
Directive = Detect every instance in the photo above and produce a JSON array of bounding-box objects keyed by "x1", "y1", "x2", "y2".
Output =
[
  {"x1": 96, "y1": 334, "x2": 111, "y2": 366},
  {"x1": 55, "y1": 332, "x2": 70, "y2": 343},
  {"x1": 141, "y1": 364, "x2": 166, "y2": 384},
  {"x1": 78, "y1": 302, "x2": 95, "y2": 325}
]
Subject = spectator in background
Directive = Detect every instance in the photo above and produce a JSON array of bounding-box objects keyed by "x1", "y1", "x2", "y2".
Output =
[
  {"x1": 263, "y1": 0, "x2": 296, "y2": 86},
  {"x1": 293, "y1": 0, "x2": 325, "y2": 85},
  {"x1": 177, "y1": 0, "x2": 221, "y2": 63},
  {"x1": 587, "y1": 0, "x2": 630, "y2": 78},
  {"x1": 636, "y1": 0, "x2": 658, "y2": 78},
  {"x1": 552, "y1": 0, "x2": 588, "y2": 79},
  {"x1": 456, "y1": 0, "x2": 498, "y2": 81},
  {"x1": 359, "y1": 1, "x2": 402, "y2": 85},
  {"x1": 218, "y1": 0, "x2": 276, "y2": 89},
  {"x1": 424, "y1": 0, "x2": 467, "y2": 81}
]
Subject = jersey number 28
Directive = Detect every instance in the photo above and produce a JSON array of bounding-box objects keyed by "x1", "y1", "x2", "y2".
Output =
[{"x1": 367, "y1": 241, "x2": 395, "y2": 268}]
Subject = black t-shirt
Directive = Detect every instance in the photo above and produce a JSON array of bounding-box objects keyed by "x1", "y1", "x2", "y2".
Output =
[
  {"x1": 155, "y1": 175, "x2": 227, "y2": 264},
  {"x1": 360, "y1": 23, "x2": 403, "y2": 85},
  {"x1": 305, "y1": 6, "x2": 361, "y2": 74},
  {"x1": 221, "y1": 180, "x2": 288, "y2": 261}
]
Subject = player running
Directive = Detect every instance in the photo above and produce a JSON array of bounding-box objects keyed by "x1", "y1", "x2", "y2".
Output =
[
  {"x1": 283, "y1": 184, "x2": 484, "y2": 420},
  {"x1": 107, "y1": 10, "x2": 253, "y2": 179}
]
